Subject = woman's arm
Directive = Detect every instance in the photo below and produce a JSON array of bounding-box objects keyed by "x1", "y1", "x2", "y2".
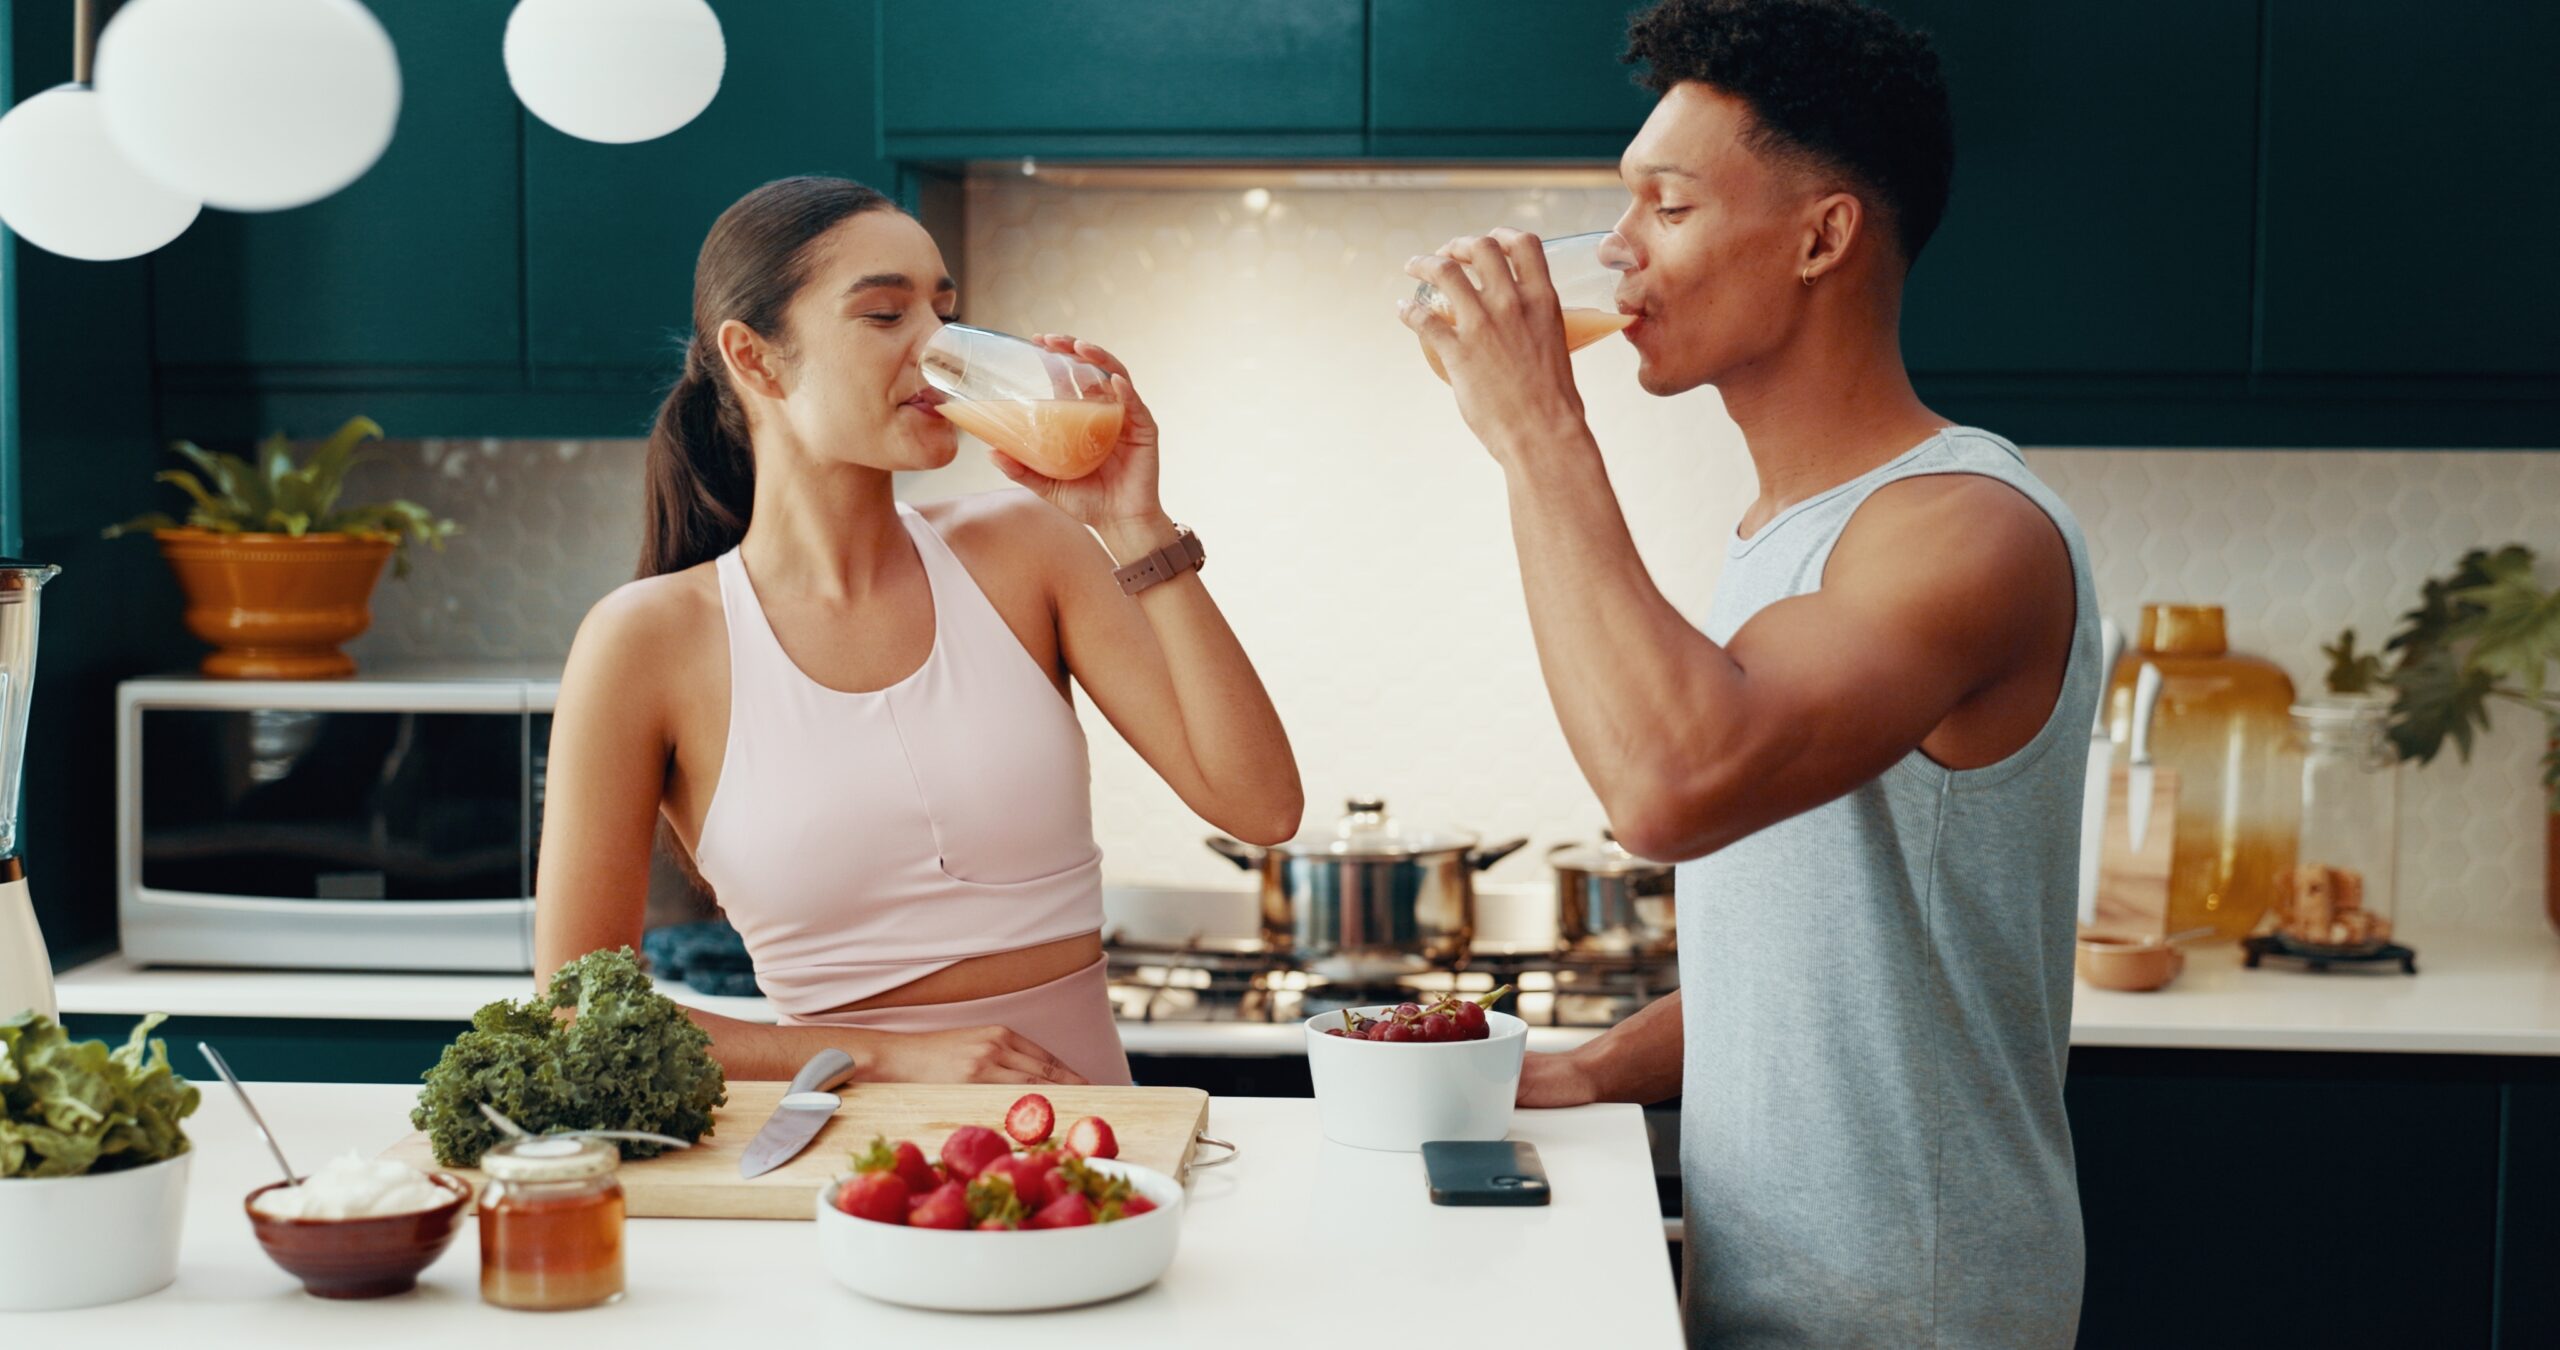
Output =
[
  {"x1": 989, "y1": 336, "x2": 1304, "y2": 846},
  {"x1": 534, "y1": 580, "x2": 1085, "y2": 1085}
]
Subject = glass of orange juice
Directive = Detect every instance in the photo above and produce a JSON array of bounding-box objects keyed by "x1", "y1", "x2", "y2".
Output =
[
  {"x1": 919, "y1": 323, "x2": 1127, "y2": 480},
  {"x1": 1412, "y1": 230, "x2": 1636, "y2": 382}
]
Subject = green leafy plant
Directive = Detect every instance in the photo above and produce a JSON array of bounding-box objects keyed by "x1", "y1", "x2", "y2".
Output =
[
  {"x1": 412, "y1": 947, "x2": 727, "y2": 1168},
  {"x1": 103, "y1": 415, "x2": 458, "y2": 576},
  {"x1": 2325, "y1": 544, "x2": 2560, "y2": 804},
  {"x1": 0, "y1": 1012, "x2": 202, "y2": 1178}
]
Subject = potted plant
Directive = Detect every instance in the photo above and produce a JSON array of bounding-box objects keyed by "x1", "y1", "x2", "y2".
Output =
[
  {"x1": 2325, "y1": 544, "x2": 2560, "y2": 937},
  {"x1": 0, "y1": 1013, "x2": 202, "y2": 1311},
  {"x1": 105, "y1": 416, "x2": 456, "y2": 679}
]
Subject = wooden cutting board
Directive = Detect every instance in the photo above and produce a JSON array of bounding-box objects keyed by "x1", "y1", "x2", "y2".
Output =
[{"x1": 381, "y1": 1082, "x2": 1211, "y2": 1221}]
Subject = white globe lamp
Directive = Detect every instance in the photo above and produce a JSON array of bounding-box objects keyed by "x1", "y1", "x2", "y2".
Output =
[
  {"x1": 505, "y1": 0, "x2": 726, "y2": 145},
  {"x1": 95, "y1": 0, "x2": 402, "y2": 213}
]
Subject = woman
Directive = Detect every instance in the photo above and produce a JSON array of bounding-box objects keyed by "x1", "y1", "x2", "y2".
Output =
[{"x1": 536, "y1": 177, "x2": 1302, "y2": 1086}]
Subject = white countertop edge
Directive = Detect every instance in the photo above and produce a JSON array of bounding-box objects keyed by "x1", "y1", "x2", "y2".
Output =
[{"x1": 52, "y1": 927, "x2": 2560, "y2": 1058}]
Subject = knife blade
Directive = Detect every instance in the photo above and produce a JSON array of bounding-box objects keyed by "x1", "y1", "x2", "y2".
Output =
[
  {"x1": 2126, "y1": 662, "x2": 2164, "y2": 854},
  {"x1": 737, "y1": 1048, "x2": 859, "y2": 1179}
]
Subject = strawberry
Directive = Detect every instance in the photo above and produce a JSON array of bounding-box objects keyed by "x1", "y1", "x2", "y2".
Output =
[
  {"x1": 1005, "y1": 1092, "x2": 1056, "y2": 1146},
  {"x1": 980, "y1": 1155, "x2": 1052, "y2": 1209},
  {"x1": 907, "y1": 1180, "x2": 970, "y2": 1229},
  {"x1": 834, "y1": 1171, "x2": 909, "y2": 1224},
  {"x1": 976, "y1": 1216, "x2": 1016, "y2": 1231},
  {"x1": 940, "y1": 1125, "x2": 1012, "y2": 1180},
  {"x1": 1121, "y1": 1193, "x2": 1158, "y2": 1218},
  {"x1": 851, "y1": 1135, "x2": 939, "y2": 1196},
  {"x1": 1063, "y1": 1115, "x2": 1119, "y2": 1160},
  {"x1": 1027, "y1": 1192, "x2": 1094, "y2": 1229}
]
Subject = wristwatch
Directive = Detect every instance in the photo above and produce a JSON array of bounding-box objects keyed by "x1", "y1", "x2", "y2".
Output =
[{"x1": 1113, "y1": 524, "x2": 1206, "y2": 596}]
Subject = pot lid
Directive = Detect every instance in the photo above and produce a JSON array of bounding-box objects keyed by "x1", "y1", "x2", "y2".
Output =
[
  {"x1": 1549, "y1": 831, "x2": 1673, "y2": 876},
  {"x1": 1272, "y1": 797, "x2": 1481, "y2": 859}
]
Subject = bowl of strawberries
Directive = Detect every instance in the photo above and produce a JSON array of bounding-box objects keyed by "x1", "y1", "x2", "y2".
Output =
[
  {"x1": 1304, "y1": 986, "x2": 1527, "y2": 1152},
  {"x1": 816, "y1": 1095, "x2": 1184, "y2": 1312}
]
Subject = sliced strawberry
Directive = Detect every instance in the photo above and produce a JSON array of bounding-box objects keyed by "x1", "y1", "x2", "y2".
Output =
[
  {"x1": 939, "y1": 1125, "x2": 1012, "y2": 1181},
  {"x1": 834, "y1": 1171, "x2": 910, "y2": 1224},
  {"x1": 1005, "y1": 1092, "x2": 1056, "y2": 1146},
  {"x1": 1027, "y1": 1191, "x2": 1094, "y2": 1229},
  {"x1": 908, "y1": 1180, "x2": 970, "y2": 1229},
  {"x1": 1063, "y1": 1115, "x2": 1119, "y2": 1160}
]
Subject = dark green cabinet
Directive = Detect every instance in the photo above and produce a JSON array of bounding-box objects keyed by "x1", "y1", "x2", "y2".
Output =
[
  {"x1": 1367, "y1": 1, "x2": 1654, "y2": 158},
  {"x1": 880, "y1": 0, "x2": 1366, "y2": 158},
  {"x1": 149, "y1": 0, "x2": 521, "y2": 377},
  {"x1": 2256, "y1": 1, "x2": 2560, "y2": 378},
  {"x1": 1886, "y1": 0, "x2": 2259, "y2": 377},
  {"x1": 524, "y1": 0, "x2": 896, "y2": 392},
  {"x1": 2501, "y1": 1083, "x2": 2560, "y2": 1347},
  {"x1": 2068, "y1": 1049, "x2": 2507, "y2": 1350}
]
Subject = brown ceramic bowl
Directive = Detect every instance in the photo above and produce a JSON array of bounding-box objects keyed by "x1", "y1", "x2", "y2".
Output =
[
  {"x1": 2076, "y1": 934, "x2": 2186, "y2": 992},
  {"x1": 243, "y1": 1171, "x2": 472, "y2": 1299}
]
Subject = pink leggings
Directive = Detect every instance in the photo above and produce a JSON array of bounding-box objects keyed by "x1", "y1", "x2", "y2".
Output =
[{"x1": 783, "y1": 956, "x2": 1133, "y2": 1086}]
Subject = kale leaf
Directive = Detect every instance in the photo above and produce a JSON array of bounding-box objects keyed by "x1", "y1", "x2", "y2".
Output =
[{"x1": 413, "y1": 947, "x2": 726, "y2": 1168}]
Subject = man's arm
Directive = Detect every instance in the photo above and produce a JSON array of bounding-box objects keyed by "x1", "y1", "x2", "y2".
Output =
[
  {"x1": 1519, "y1": 990, "x2": 1685, "y2": 1107},
  {"x1": 1497, "y1": 443, "x2": 2069, "y2": 862}
]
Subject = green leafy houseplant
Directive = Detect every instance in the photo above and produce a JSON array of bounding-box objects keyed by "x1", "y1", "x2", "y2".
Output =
[
  {"x1": 104, "y1": 415, "x2": 457, "y2": 576},
  {"x1": 2324, "y1": 544, "x2": 2560, "y2": 804}
]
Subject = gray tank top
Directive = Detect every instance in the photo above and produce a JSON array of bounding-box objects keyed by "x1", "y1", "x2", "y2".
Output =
[{"x1": 1676, "y1": 427, "x2": 2099, "y2": 1348}]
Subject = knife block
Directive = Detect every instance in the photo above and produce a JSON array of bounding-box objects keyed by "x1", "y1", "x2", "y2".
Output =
[{"x1": 2089, "y1": 763, "x2": 2178, "y2": 941}]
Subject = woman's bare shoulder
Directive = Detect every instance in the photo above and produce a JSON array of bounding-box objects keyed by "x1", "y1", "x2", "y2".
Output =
[
  {"x1": 918, "y1": 489, "x2": 1104, "y2": 572},
  {"x1": 568, "y1": 564, "x2": 723, "y2": 674}
]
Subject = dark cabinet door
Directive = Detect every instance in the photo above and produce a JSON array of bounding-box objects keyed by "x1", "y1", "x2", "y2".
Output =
[
  {"x1": 2068, "y1": 1052, "x2": 2500, "y2": 1349},
  {"x1": 2256, "y1": 1, "x2": 2560, "y2": 377},
  {"x1": 522, "y1": 0, "x2": 896, "y2": 385},
  {"x1": 1882, "y1": 1, "x2": 2259, "y2": 378},
  {"x1": 1368, "y1": 0, "x2": 1655, "y2": 158},
  {"x1": 149, "y1": 0, "x2": 522, "y2": 376},
  {"x1": 2501, "y1": 1082, "x2": 2560, "y2": 1348},
  {"x1": 880, "y1": 0, "x2": 1365, "y2": 157}
]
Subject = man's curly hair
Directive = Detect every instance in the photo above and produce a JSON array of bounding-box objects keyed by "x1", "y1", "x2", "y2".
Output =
[{"x1": 1623, "y1": 0, "x2": 1954, "y2": 267}]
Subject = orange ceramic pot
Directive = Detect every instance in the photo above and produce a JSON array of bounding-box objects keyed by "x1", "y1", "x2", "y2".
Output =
[
  {"x1": 154, "y1": 529, "x2": 394, "y2": 679},
  {"x1": 2104, "y1": 603, "x2": 2301, "y2": 943}
]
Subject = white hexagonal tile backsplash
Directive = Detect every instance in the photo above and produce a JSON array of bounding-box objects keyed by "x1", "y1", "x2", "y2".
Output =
[{"x1": 348, "y1": 181, "x2": 2559, "y2": 938}]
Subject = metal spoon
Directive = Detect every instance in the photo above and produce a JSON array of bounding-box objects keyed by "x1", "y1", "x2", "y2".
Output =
[
  {"x1": 198, "y1": 1042, "x2": 298, "y2": 1187},
  {"x1": 477, "y1": 1101, "x2": 694, "y2": 1150}
]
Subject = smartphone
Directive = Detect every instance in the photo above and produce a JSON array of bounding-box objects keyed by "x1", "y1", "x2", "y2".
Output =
[{"x1": 1423, "y1": 1140, "x2": 1550, "y2": 1207}]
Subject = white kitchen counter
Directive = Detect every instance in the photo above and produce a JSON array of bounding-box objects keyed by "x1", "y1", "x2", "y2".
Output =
[
  {"x1": 54, "y1": 927, "x2": 2560, "y2": 1057},
  {"x1": 0, "y1": 1083, "x2": 1683, "y2": 1347}
]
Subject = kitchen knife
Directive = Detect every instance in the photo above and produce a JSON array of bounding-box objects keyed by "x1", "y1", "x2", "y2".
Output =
[
  {"x1": 736, "y1": 1048, "x2": 859, "y2": 1179},
  {"x1": 2126, "y1": 662, "x2": 2164, "y2": 854}
]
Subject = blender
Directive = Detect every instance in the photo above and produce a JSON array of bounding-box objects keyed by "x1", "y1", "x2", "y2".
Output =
[{"x1": 0, "y1": 561, "x2": 60, "y2": 1021}]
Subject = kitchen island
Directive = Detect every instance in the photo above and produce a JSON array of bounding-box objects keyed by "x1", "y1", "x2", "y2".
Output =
[{"x1": 0, "y1": 1084, "x2": 1682, "y2": 1346}]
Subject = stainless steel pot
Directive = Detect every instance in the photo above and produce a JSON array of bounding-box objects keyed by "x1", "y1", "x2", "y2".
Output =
[
  {"x1": 1550, "y1": 832, "x2": 1676, "y2": 954},
  {"x1": 1207, "y1": 797, "x2": 1527, "y2": 979}
]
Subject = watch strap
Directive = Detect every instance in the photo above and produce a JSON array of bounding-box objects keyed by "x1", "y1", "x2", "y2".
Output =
[{"x1": 1114, "y1": 525, "x2": 1205, "y2": 596}]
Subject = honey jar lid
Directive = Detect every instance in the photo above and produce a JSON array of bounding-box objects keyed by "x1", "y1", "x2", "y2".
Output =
[{"x1": 481, "y1": 1135, "x2": 619, "y2": 1183}]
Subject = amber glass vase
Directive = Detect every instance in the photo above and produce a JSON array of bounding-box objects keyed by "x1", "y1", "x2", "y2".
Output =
[{"x1": 2105, "y1": 604, "x2": 2301, "y2": 942}]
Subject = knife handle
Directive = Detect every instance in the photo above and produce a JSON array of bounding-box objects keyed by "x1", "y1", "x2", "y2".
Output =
[{"x1": 790, "y1": 1048, "x2": 859, "y2": 1095}]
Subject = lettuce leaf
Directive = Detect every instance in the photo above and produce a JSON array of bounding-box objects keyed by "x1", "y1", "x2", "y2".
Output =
[{"x1": 0, "y1": 1013, "x2": 201, "y2": 1178}]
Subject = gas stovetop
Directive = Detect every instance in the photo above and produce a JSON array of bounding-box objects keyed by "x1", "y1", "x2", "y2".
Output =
[{"x1": 1102, "y1": 934, "x2": 1679, "y2": 1028}]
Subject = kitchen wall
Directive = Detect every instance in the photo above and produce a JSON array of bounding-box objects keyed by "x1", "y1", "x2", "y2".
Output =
[{"x1": 350, "y1": 179, "x2": 2559, "y2": 938}]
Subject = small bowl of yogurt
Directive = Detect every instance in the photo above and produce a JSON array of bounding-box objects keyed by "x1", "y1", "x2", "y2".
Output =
[{"x1": 244, "y1": 1153, "x2": 472, "y2": 1299}]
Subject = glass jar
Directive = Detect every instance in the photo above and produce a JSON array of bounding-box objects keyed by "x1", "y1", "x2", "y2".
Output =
[
  {"x1": 477, "y1": 1137, "x2": 625, "y2": 1311},
  {"x1": 2105, "y1": 604, "x2": 2301, "y2": 941},
  {"x1": 2273, "y1": 697, "x2": 2399, "y2": 953}
]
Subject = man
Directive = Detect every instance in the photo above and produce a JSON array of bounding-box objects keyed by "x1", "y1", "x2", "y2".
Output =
[{"x1": 1398, "y1": 1, "x2": 2099, "y2": 1345}]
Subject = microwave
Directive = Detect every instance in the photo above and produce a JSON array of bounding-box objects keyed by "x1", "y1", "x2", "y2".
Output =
[{"x1": 118, "y1": 669, "x2": 554, "y2": 972}]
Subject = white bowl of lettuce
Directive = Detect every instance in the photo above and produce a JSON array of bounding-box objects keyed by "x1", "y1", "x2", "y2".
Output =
[{"x1": 0, "y1": 1012, "x2": 202, "y2": 1311}]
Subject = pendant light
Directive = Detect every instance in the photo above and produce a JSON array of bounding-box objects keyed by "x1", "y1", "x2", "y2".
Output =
[
  {"x1": 96, "y1": 0, "x2": 401, "y2": 213},
  {"x1": 0, "y1": 0, "x2": 198, "y2": 261},
  {"x1": 505, "y1": 0, "x2": 725, "y2": 145}
]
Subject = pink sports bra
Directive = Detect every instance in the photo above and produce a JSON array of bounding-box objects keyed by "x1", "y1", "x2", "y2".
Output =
[{"x1": 692, "y1": 500, "x2": 1105, "y2": 1017}]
